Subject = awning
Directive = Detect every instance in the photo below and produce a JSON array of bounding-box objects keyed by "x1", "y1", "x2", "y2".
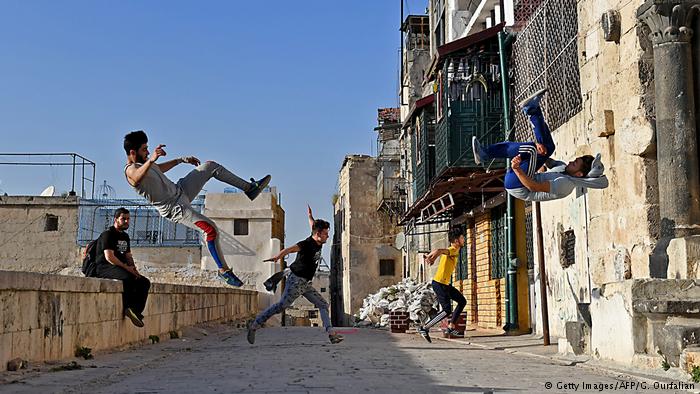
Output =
[{"x1": 400, "y1": 168, "x2": 505, "y2": 225}]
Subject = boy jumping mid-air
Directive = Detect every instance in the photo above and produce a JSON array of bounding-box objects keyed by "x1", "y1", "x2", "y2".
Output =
[{"x1": 418, "y1": 227, "x2": 468, "y2": 343}]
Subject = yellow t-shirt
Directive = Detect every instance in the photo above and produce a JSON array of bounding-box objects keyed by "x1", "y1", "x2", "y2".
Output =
[{"x1": 432, "y1": 245, "x2": 460, "y2": 285}]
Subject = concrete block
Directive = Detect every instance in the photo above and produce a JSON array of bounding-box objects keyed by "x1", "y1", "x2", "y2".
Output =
[
  {"x1": 667, "y1": 236, "x2": 700, "y2": 279},
  {"x1": 565, "y1": 321, "x2": 591, "y2": 355},
  {"x1": 0, "y1": 332, "x2": 12, "y2": 371},
  {"x1": 658, "y1": 317, "x2": 700, "y2": 367},
  {"x1": 11, "y1": 330, "x2": 30, "y2": 360},
  {"x1": 558, "y1": 337, "x2": 574, "y2": 355},
  {"x1": 60, "y1": 325, "x2": 76, "y2": 360},
  {"x1": 681, "y1": 345, "x2": 700, "y2": 374}
]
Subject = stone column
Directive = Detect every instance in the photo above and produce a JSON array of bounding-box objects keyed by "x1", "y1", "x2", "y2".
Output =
[{"x1": 638, "y1": 1, "x2": 700, "y2": 277}]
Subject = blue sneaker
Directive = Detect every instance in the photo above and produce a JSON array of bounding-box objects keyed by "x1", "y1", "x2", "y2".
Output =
[
  {"x1": 245, "y1": 175, "x2": 272, "y2": 201},
  {"x1": 518, "y1": 88, "x2": 547, "y2": 115},
  {"x1": 472, "y1": 136, "x2": 489, "y2": 166},
  {"x1": 218, "y1": 269, "x2": 243, "y2": 287}
]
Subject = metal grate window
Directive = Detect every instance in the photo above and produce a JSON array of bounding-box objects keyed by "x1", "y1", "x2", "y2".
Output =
[
  {"x1": 234, "y1": 219, "x2": 249, "y2": 235},
  {"x1": 490, "y1": 205, "x2": 508, "y2": 279},
  {"x1": 456, "y1": 224, "x2": 469, "y2": 281},
  {"x1": 511, "y1": 0, "x2": 582, "y2": 142},
  {"x1": 560, "y1": 229, "x2": 576, "y2": 268},
  {"x1": 525, "y1": 202, "x2": 534, "y2": 270}
]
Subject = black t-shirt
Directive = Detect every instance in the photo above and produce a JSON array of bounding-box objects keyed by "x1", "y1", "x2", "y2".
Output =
[
  {"x1": 95, "y1": 226, "x2": 131, "y2": 267},
  {"x1": 289, "y1": 236, "x2": 323, "y2": 281}
]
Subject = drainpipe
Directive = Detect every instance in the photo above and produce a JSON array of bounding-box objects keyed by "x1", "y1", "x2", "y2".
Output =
[{"x1": 498, "y1": 30, "x2": 518, "y2": 331}]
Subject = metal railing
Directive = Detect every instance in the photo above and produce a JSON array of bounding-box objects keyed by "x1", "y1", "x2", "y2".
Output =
[
  {"x1": 0, "y1": 153, "x2": 96, "y2": 198},
  {"x1": 77, "y1": 198, "x2": 204, "y2": 247}
]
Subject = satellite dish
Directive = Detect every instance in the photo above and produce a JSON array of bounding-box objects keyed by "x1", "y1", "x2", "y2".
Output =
[
  {"x1": 394, "y1": 232, "x2": 406, "y2": 250},
  {"x1": 40, "y1": 186, "x2": 56, "y2": 197}
]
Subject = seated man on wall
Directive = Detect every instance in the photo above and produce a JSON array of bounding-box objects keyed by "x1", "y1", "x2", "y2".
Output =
[{"x1": 94, "y1": 207, "x2": 151, "y2": 328}]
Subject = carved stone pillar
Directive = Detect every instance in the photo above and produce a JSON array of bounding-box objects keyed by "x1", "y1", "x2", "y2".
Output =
[{"x1": 638, "y1": 1, "x2": 700, "y2": 277}]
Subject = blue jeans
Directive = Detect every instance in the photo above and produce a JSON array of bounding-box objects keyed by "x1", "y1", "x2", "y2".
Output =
[
  {"x1": 483, "y1": 109, "x2": 555, "y2": 189},
  {"x1": 253, "y1": 272, "x2": 332, "y2": 333}
]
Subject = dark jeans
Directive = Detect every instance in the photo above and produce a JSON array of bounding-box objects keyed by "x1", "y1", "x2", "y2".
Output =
[
  {"x1": 483, "y1": 108, "x2": 555, "y2": 189},
  {"x1": 431, "y1": 280, "x2": 467, "y2": 325},
  {"x1": 96, "y1": 263, "x2": 151, "y2": 316}
]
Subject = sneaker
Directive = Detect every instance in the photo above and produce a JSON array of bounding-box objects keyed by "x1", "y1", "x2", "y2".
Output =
[
  {"x1": 247, "y1": 327, "x2": 256, "y2": 344},
  {"x1": 245, "y1": 175, "x2": 272, "y2": 201},
  {"x1": 218, "y1": 269, "x2": 243, "y2": 287},
  {"x1": 263, "y1": 270, "x2": 285, "y2": 293},
  {"x1": 329, "y1": 334, "x2": 344, "y2": 344},
  {"x1": 125, "y1": 308, "x2": 144, "y2": 328},
  {"x1": 263, "y1": 278, "x2": 278, "y2": 293},
  {"x1": 472, "y1": 136, "x2": 488, "y2": 166},
  {"x1": 417, "y1": 327, "x2": 432, "y2": 343},
  {"x1": 518, "y1": 88, "x2": 547, "y2": 115},
  {"x1": 444, "y1": 328, "x2": 464, "y2": 338}
]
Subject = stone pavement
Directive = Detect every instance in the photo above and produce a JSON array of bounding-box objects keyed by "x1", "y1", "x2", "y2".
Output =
[{"x1": 0, "y1": 323, "x2": 697, "y2": 394}]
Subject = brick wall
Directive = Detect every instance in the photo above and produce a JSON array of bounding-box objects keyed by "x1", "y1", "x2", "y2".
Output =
[{"x1": 455, "y1": 211, "x2": 506, "y2": 329}]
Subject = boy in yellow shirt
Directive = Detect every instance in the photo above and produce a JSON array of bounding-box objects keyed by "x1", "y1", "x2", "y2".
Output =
[{"x1": 418, "y1": 227, "x2": 467, "y2": 343}]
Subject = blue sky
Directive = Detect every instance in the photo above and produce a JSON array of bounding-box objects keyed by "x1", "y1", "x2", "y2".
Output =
[{"x1": 0, "y1": 0, "x2": 427, "y2": 262}]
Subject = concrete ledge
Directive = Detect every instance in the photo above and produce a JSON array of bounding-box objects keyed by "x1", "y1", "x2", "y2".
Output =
[{"x1": 0, "y1": 270, "x2": 257, "y2": 371}]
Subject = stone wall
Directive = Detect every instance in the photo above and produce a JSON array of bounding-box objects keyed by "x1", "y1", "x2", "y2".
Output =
[
  {"x1": 456, "y1": 211, "x2": 506, "y2": 329},
  {"x1": 0, "y1": 270, "x2": 257, "y2": 371},
  {"x1": 532, "y1": 0, "x2": 658, "y2": 339},
  {"x1": 336, "y1": 156, "x2": 403, "y2": 324},
  {"x1": 131, "y1": 246, "x2": 202, "y2": 269},
  {"x1": 202, "y1": 190, "x2": 284, "y2": 315},
  {"x1": 0, "y1": 196, "x2": 81, "y2": 273}
]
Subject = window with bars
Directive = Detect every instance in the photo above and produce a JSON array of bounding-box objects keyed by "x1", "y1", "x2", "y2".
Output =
[
  {"x1": 490, "y1": 205, "x2": 508, "y2": 279},
  {"x1": 456, "y1": 224, "x2": 469, "y2": 281},
  {"x1": 511, "y1": 0, "x2": 582, "y2": 142},
  {"x1": 525, "y1": 202, "x2": 535, "y2": 270},
  {"x1": 234, "y1": 219, "x2": 249, "y2": 236}
]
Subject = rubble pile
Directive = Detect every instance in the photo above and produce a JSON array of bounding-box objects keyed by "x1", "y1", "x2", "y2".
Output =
[{"x1": 355, "y1": 278, "x2": 438, "y2": 327}]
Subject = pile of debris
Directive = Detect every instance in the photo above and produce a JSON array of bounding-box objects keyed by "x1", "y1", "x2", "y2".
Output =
[{"x1": 355, "y1": 278, "x2": 438, "y2": 327}]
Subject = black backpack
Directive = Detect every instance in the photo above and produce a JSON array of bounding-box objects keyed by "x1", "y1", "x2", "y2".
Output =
[{"x1": 81, "y1": 240, "x2": 99, "y2": 277}]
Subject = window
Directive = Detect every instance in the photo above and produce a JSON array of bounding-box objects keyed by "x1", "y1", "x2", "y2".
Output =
[
  {"x1": 233, "y1": 219, "x2": 249, "y2": 235},
  {"x1": 490, "y1": 205, "x2": 508, "y2": 279},
  {"x1": 560, "y1": 229, "x2": 576, "y2": 268},
  {"x1": 44, "y1": 214, "x2": 59, "y2": 232},
  {"x1": 308, "y1": 310, "x2": 318, "y2": 318},
  {"x1": 380, "y1": 259, "x2": 395, "y2": 276},
  {"x1": 320, "y1": 287, "x2": 327, "y2": 293},
  {"x1": 456, "y1": 224, "x2": 469, "y2": 280}
]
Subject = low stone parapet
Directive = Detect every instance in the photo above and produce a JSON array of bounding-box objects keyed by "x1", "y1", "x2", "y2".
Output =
[{"x1": 0, "y1": 270, "x2": 257, "y2": 371}]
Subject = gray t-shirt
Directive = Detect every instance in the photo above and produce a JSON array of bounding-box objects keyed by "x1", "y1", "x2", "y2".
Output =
[
  {"x1": 125, "y1": 163, "x2": 182, "y2": 217},
  {"x1": 507, "y1": 162, "x2": 608, "y2": 202}
]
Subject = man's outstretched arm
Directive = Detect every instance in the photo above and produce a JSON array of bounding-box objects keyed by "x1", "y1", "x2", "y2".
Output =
[
  {"x1": 158, "y1": 156, "x2": 200, "y2": 173},
  {"x1": 307, "y1": 204, "x2": 315, "y2": 230},
  {"x1": 511, "y1": 155, "x2": 550, "y2": 193}
]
